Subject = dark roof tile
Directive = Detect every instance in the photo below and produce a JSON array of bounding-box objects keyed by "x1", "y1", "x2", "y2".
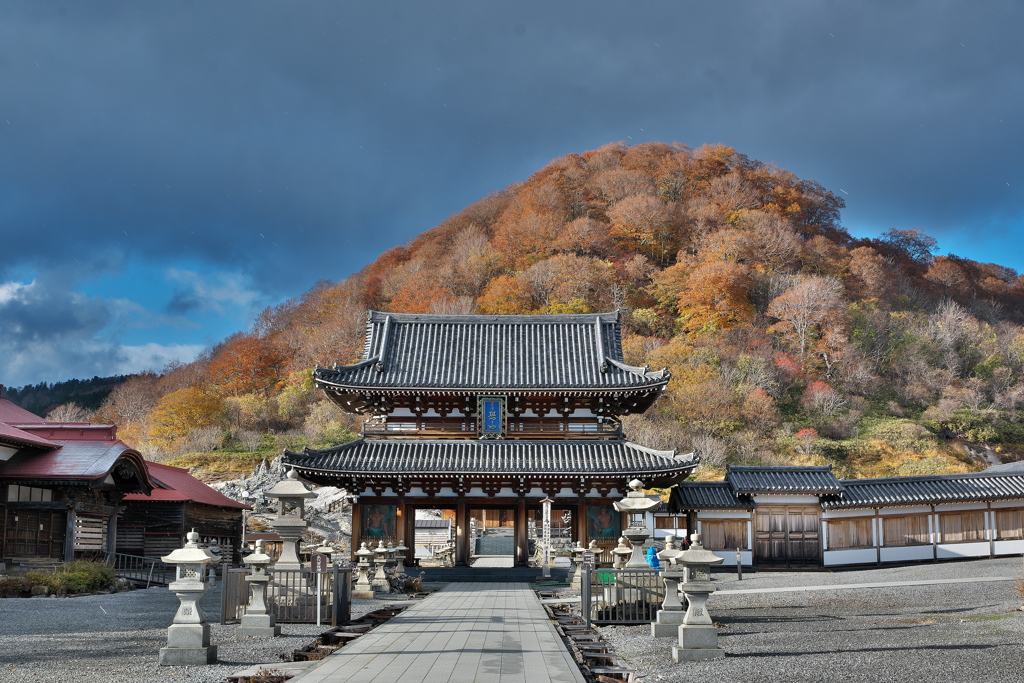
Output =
[
  {"x1": 726, "y1": 465, "x2": 843, "y2": 494},
  {"x1": 315, "y1": 311, "x2": 668, "y2": 392}
]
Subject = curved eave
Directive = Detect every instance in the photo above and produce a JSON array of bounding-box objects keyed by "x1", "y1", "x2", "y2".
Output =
[{"x1": 313, "y1": 376, "x2": 670, "y2": 396}]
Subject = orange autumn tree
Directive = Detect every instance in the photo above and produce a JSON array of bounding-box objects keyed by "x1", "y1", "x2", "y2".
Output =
[{"x1": 207, "y1": 333, "x2": 285, "y2": 397}]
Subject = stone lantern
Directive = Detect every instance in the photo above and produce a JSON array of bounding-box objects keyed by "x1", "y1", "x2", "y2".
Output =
[
  {"x1": 159, "y1": 530, "x2": 217, "y2": 665},
  {"x1": 386, "y1": 541, "x2": 397, "y2": 568},
  {"x1": 393, "y1": 539, "x2": 409, "y2": 575},
  {"x1": 236, "y1": 539, "x2": 281, "y2": 638},
  {"x1": 352, "y1": 542, "x2": 375, "y2": 599},
  {"x1": 611, "y1": 536, "x2": 632, "y2": 569},
  {"x1": 568, "y1": 541, "x2": 588, "y2": 589},
  {"x1": 671, "y1": 533, "x2": 726, "y2": 662},
  {"x1": 613, "y1": 479, "x2": 661, "y2": 568},
  {"x1": 264, "y1": 469, "x2": 316, "y2": 570},
  {"x1": 371, "y1": 540, "x2": 390, "y2": 592},
  {"x1": 652, "y1": 535, "x2": 686, "y2": 637}
]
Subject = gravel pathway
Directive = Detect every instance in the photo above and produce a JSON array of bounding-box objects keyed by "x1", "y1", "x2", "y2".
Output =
[
  {"x1": 592, "y1": 557, "x2": 1024, "y2": 683},
  {"x1": 0, "y1": 583, "x2": 412, "y2": 683}
]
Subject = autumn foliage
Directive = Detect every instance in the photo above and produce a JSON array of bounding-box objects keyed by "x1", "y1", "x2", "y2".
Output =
[{"x1": 82, "y1": 141, "x2": 1024, "y2": 478}]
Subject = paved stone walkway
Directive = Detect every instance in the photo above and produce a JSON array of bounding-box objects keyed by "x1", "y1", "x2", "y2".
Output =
[{"x1": 289, "y1": 583, "x2": 585, "y2": 683}]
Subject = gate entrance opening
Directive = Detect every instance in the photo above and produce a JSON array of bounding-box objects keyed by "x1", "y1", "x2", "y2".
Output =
[
  {"x1": 469, "y1": 507, "x2": 515, "y2": 567},
  {"x1": 413, "y1": 508, "x2": 456, "y2": 567}
]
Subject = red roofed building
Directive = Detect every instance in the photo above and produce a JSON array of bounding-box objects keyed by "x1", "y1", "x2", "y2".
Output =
[
  {"x1": 119, "y1": 461, "x2": 250, "y2": 562},
  {"x1": 0, "y1": 392, "x2": 154, "y2": 566}
]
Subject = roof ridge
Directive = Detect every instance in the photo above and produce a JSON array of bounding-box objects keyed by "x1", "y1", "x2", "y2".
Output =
[{"x1": 367, "y1": 310, "x2": 621, "y2": 324}]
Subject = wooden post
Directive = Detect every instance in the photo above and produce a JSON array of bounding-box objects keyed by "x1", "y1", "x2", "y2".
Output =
[
  {"x1": 576, "y1": 500, "x2": 587, "y2": 546},
  {"x1": 106, "y1": 514, "x2": 118, "y2": 563},
  {"x1": 63, "y1": 508, "x2": 77, "y2": 562},
  {"x1": 515, "y1": 498, "x2": 528, "y2": 566},
  {"x1": 456, "y1": 501, "x2": 467, "y2": 565},
  {"x1": 350, "y1": 503, "x2": 362, "y2": 563}
]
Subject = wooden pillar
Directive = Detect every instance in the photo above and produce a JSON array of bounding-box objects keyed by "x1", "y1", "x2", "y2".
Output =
[
  {"x1": 401, "y1": 501, "x2": 415, "y2": 562},
  {"x1": 576, "y1": 500, "x2": 587, "y2": 545},
  {"x1": 106, "y1": 513, "x2": 117, "y2": 563},
  {"x1": 350, "y1": 503, "x2": 362, "y2": 563},
  {"x1": 455, "y1": 501, "x2": 468, "y2": 566},
  {"x1": 515, "y1": 498, "x2": 528, "y2": 566},
  {"x1": 63, "y1": 508, "x2": 77, "y2": 562}
]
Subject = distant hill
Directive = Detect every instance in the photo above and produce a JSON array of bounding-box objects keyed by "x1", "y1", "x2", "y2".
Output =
[
  {"x1": 4, "y1": 375, "x2": 130, "y2": 417},
  {"x1": 40, "y1": 142, "x2": 1024, "y2": 478}
]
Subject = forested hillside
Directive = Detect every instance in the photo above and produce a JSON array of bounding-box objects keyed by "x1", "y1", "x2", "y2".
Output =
[{"x1": 20, "y1": 142, "x2": 1024, "y2": 480}]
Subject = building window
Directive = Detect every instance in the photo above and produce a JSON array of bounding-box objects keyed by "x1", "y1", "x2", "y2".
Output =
[
  {"x1": 827, "y1": 517, "x2": 873, "y2": 549},
  {"x1": 882, "y1": 515, "x2": 930, "y2": 546},
  {"x1": 701, "y1": 520, "x2": 747, "y2": 550},
  {"x1": 6, "y1": 485, "x2": 53, "y2": 503},
  {"x1": 655, "y1": 515, "x2": 685, "y2": 529},
  {"x1": 994, "y1": 509, "x2": 1023, "y2": 540},
  {"x1": 938, "y1": 511, "x2": 986, "y2": 543}
]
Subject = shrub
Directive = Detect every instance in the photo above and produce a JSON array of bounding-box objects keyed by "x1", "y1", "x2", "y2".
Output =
[
  {"x1": 58, "y1": 560, "x2": 117, "y2": 593},
  {"x1": 25, "y1": 570, "x2": 67, "y2": 595},
  {"x1": 0, "y1": 576, "x2": 32, "y2": 596}
]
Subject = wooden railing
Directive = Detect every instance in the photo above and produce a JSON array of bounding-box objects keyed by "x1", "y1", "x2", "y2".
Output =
[{"x1": 363, "y1": 417, "x2": 620, "y2": 439}]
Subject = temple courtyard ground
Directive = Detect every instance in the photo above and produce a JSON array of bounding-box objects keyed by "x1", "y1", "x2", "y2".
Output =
[{"x1": 0, "y1": 557, "x2": 1020, "y2": 682}]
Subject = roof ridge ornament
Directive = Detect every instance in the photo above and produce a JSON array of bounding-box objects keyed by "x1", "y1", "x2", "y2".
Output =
[
  {"x1": 594, "y1": 318, "x2": 609, "y2": 373},
  {"x1": 375, "y1": 315, "x2": 392, "y2": 372}
]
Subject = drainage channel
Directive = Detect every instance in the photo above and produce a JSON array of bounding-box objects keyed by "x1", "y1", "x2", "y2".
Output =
[{"x1": 541, "y1": 596, "x2": 637, "y2": 683}]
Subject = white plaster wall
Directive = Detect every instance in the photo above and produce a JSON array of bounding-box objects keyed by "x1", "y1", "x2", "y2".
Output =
[
  {"x1": 822, "y1": 508, "x2": 874, "y2": 519},
  {"x1": 936, "y1": 542, "x2": 990, "y2": 559},
  {"x1": 991, "y1": 499, "x2": 1024, "y2": 510},
  {"x1": 880, "y1": 545, "x2": 933, "y2": 563},
  {"x1": 878, "y1": 505, "x2": 931, "y2": 516},
  {"x1": 750, "y1": 494, "x2": 821, "y2": 505},
  {"x1": 994, "y1": 539, "x2": 1024, "y2": 554},
  {"x1": 0, "y1": 444, "x2": 16, "y2": 461},
  {"x1": 933, "y1": 501, "x2": 989, "y2": 513},
  {"x1": 696, "y1": 510, "x2": 754, "y2": 520},
  {"x1": 711, "y1": 550, "x2": 752, "y2": 566},
  {"x1": 823, "y1": 548, "x2": 876, "y2": 566}
]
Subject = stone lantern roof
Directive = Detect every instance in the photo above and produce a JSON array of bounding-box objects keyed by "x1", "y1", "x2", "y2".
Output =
[{"x1": 264, "y1": 468, "x2": 316, "y2": 500}]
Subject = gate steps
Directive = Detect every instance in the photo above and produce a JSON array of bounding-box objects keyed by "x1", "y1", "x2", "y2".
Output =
[{"x1": 415, "y1": 566, "x2": 570, "y2": 583}]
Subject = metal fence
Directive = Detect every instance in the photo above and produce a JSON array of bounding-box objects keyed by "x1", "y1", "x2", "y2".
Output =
[
  {"x1": 220, "y1": 565, "x2": 352, "y2": 625},
  {"x1": 111, "y1": 553, "x2": 173, "y2": 588},
  {"x1": 581, "y1": 567, "x2": 664, "y2": 626}
]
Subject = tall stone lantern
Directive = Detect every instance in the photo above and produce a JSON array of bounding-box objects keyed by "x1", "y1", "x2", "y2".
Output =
[
  {"x1": 159, "y1": 530, "x2": 217, "y2": 665},
  {"x1": 264, "y1": 469, "x2": 316, "y2": 570},
  {"x1": 613, "y1": 479, "x2": 661, "y2": 568},
  {"x1": 672, "y1": 533, "x2": 726, "y2": 662},
  {"x1": 352, "y1": 542, "x2": 375, "y2": 599},
  {"x1": 236, "y1": 539, "x2": 281, "y2": 638}
]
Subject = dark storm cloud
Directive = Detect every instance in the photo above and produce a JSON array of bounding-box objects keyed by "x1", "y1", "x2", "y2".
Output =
[{"x1": 2, "y1": 1, "x2": 1024, "y2": 385}]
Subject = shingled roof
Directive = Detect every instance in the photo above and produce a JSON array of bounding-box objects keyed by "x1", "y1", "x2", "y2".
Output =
[
  {"x1": 314, "y1": 310, "x2": 669, "y2": 394},
  {"x1": 283, "y1": 438, "x2": 697, "y2": 488},
  {"x1": 725, "y1": 465, "x2": 844, "y2": 494},
  {"x1": 821, "y1": 471, "x2": 1024, "y2": 509},
  {"x1": 669, "y1": 481, "x2": 755, "y2": 510}
]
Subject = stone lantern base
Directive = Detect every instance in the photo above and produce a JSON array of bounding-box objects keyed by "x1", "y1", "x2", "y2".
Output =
[
  {"x1": 237, "y1": 613, "x2": 282, "y2": 638},
  {"x1": 652, "y1": 609, "x2": 688, "y2": 638},
  {"x1": 159, "y1": 624, "x2": 218, "y2": 665},
  {"x1": 671, "y1": 625, "x2": 724, "y2": 661}
]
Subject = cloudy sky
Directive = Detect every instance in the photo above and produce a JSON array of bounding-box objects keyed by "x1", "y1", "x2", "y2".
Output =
[{"x1": 2, "y1": 1, "x2": 1023, "y2": 387}]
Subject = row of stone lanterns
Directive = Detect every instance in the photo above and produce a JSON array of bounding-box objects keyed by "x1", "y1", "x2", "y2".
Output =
[
  {"x1": 159, "y1": 468, "x2": 338, "y2": 666},
  {"x1": 352, "y1": 539, "x2": 409, "y2": 599}
]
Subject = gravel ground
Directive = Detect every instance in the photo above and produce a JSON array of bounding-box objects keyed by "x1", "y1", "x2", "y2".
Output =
[
  {"x1": 0, "y1": 582, "x2": 419, "y2": 683},
  {"x1": 589, "y1": 557, "x2": 1024, "y2": 683}
]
